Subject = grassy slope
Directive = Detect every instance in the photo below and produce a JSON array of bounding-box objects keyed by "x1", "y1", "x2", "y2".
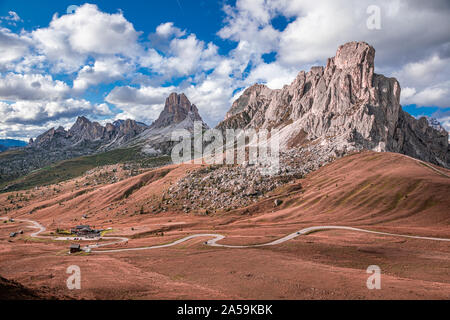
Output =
[
  {"x1": 0, "y1": 149, "x2": 27, "y2": 185},
  {"x1": 0, "y1": 147, "x2": 171, "y2": 192},
  {"x1": 0, "y1": 148, "x2": 25, "y2": 159}
]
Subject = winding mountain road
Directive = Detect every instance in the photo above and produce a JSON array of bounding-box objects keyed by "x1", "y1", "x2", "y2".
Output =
[{"x1": 2, "y1": 217, "x2": 449, "y2": 254}]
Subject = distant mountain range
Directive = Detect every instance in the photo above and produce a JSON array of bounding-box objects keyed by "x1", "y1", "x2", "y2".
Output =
[
  {"x1": 0, "y1": 139, "x2": 27, "y2": 152},
  {"x1": 0, "y1": 41, "x2": 448, "y2": 192},
  {"x1": 0, "y1": 92, "x2": 208, "y2": 188},
  {"x1": 29, "y1": 117, "x2": 149, "y2": 151},
  {"x1": 26, "y1": 92, "x2": 208, "y2": 155},
  {"x1": 120, "y1": 92, "x2": 209, "y2": 155}
]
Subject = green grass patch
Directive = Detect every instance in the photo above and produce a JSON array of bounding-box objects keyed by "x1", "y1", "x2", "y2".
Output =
[
  {"x1": 69, "y1": 251, "x2": 91, "y2": 256},
  {"x1": 0, "y1": 148, "x2": 26, "y2": 160},
  {"x1": 56, "y1": 230, "x2": 73, "y2": 235},
  {"x1": 0, "y1": 148, "x2": 171, "y2": 192},
  {"x1": 100, "y1": 229, "x2": 115, "y2": 237},
  {"x1": 22, "y1": 236, "x2": 69, "y2": 243}
]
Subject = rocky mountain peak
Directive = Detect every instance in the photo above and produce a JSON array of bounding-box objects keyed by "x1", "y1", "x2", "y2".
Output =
[
  {"x1": 30, "y1": 126, "x2": 69, "y2": 149},
  {"x1": 217, "y1": 41, "x2": 449, "y2": 168},
  {"x1": 29, "y1": 116, "x2": 148, "y2": 152},
  {"x1": 424, "y1": 117, "x2": 446, "y2": 133},
  {"x1": 68, "y1": 116, "x2": 104, "y2": 141},
  {"x1": 69, "y1": 116, "x2": 92, "y2": 133},
  {"x1": 150, "y1": 92, "x2": 204, "y2": 129},
  {"x1": 167, "y1": 92, "x2": 191, "y2": 110},
  {"x1": 117, "y1": 119, "x2": 147, "y2": 135},
  {"x1": 334, "y1": 41, "x2": 375, "y2": 71},
  {"x1": 225, "y1": 84, "x2": 273, "y2": 120},
  {"x1": 75, "y1": 116, "x2": 90, "y2": 124}
]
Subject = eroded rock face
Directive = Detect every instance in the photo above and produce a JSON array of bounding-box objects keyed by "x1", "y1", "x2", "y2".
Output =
[
  {"x1": 151, "y1": 93, "x2": 204, "y2": 129},
  {"x1": 217, "y1": 41, "x2": 449, "y2": 168},
  {"x1": 124, "y1": 92, "x2": 209, "y2": 155},
  {"x1": 68, "y1": 116, "x2": 105, "y2": 141},
  {"x1": 30, "y1": 116, "x2": 148, "y2": 150},
  {"x1": 2, "y1": 92, "x2": 210, "y2": 184},
  {"x1": 30, "y1": 126, "x2": 72, "y2": 149},
  {"x1": 0, "y1": 117, "x2": 149, "y2": 183}
]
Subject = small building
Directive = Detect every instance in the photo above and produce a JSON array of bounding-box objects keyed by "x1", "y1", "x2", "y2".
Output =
[
  {"x1": 9, "y1": 232, "x2": 17, "y2": 238},
  {"x1": 71, "y1": 225, "x2": 91, "y2": 234},
  {"x1": 70, "y1": 244, "x2": 81, "y2": 254},
  {"x1": 75, "y1": 225, "x2": 91, "y2": 230},
  {"x1": 70, "y1": 225, "x2": 100, "y2": 238}
]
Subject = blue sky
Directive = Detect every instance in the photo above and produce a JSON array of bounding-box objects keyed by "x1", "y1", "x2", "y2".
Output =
[
  {"x1": 0, "y1": 0, "x2": 449, "y2": 140},
  {"x1": 0, "y1": 1, "x2": 234, "y2": 52}
]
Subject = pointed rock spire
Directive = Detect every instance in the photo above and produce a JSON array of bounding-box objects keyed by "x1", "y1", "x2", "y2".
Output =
[{"x1": 151, "y1": 92, "x2": 205, "y2": 129}]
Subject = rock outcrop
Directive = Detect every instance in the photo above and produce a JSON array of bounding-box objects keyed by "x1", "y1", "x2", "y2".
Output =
[
  {"x1": 217, "y1": 41, "x2": 449, "y2": 168},
  {"x1": 30, "y1": 117, "x2": 148, "y2": 150},
  {"x1": 0, "y1": 117, "x2": 148, "y2": 185},
  {"x1": 151, "y1": 93, "x2": 204, "y2": 129},
  {"x1": 124, "y1": 92, "x2": 209, "y2": 155},
  {"x1": 30, "y1": 126, "x2": 72, "y2": 149},
  {"x1": 0, "y1": 93, "x2": 209, "y2": 186}
]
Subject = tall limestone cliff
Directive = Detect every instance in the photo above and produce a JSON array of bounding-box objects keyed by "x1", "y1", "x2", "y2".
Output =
[
  {"x1": 125, "y1": 92, "x2": 209, "y2": 155},
  {"x1": 217, "y1": 41, "x2": 449, "y2": 168},
  {"x1": 151, "y1": 93, "x2": 204, "y2": 129}
]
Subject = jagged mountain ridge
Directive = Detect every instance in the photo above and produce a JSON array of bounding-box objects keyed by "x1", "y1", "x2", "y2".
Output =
[
  {"x1": 28, "y1": 92, "x2": 208, "y2": 153},
  {"x1": 29, "y1": 116, "x2": 148, "y2": 150},
  {"x1": 0, "y1": 92, "x2": 208, "y2": 187},
  {"x1": 121, "y1": 92, "x2": 209, "y2": 155},
  {"x1": 217, "y1": 41, "x2": 449, "y2": 168},
  {"x1": 150, "y1": 93, "x2": 204, "y2": 129},
  {"x1": 0, "y1": 139, "x2": 27, "y2": 153},
  {"x1": 0, "y1": 117, "x2": 149, "y2": 186}
]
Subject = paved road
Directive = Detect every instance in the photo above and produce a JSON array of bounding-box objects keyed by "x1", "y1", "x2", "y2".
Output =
[
  {"x1": 0, "y1": 217, "x2": 128, "y2": 251},
  {"x1": 2, "y1": 217, "x2": 449, "y2": 254},
  {"x1": 2, "y1": 152, "x2": 449, "y2": 253}
]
